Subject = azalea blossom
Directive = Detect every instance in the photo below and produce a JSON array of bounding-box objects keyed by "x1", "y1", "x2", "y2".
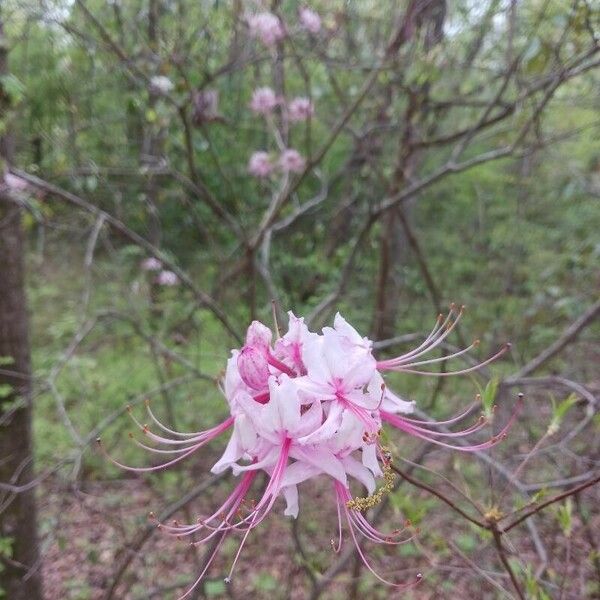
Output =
[
  {"x1": 287, "y1": 97, "x2": 314, "y2": 122},
  {"x1": 192, "y1": 89, "x2": 221, "y2": 125},
  {"x1": 248, "y1": 12, "x2": 286, "y2": 47},
  {"x1": 3, "y1": 172, "x2": 30, "y2": 192},
  {"x1": 155, "y1": 270, "x2": 179, "y2": 286},
  {"x1": 150, "y1": 75, "x2": 174, "y2": 96},
  {"x1": 141, "y1": 257, "x2": 162, "y2": 271},
  {"x1": 250, "y1": 87, "x2": 279, "y2": 115},
  {"x1": 299, "y1": 7, "x2": 322, "y2": 34},
  {"x1": 278, "y1": 148, "x2": 305, "y2": 173},
  {"x1": 248, "y1": 151, "x2": 274, "y2": 178},
  {"x1": 102, "y1": 307, "x2": 519, "y2": 598}
]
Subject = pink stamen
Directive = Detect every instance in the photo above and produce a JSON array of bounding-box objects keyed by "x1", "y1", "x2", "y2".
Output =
[{"x1": 381, "y1": 393, "x2": 523, "y2": 452}]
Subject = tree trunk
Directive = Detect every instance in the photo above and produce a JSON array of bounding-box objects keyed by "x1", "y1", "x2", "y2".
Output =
[
  {"x1": 371, "y1": 2, "x2": 446, "y2": 340},
  {"x1": 0, "y1": 15, "x2": 44, "y2": 599}
]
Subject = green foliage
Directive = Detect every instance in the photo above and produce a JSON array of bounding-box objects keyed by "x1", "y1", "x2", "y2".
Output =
[
  {"x1": 555, "y1": 498, "x2": 573, "y2": 538},
  {"x1": 204, "y1": 579, "x2": 226, "y2": 597},
  {"x1": 548, "y1": 393, "x2": 577, "y2": 435},
  {"x1": 479, "y1": 377, "x2": 499, "y2": 421}
]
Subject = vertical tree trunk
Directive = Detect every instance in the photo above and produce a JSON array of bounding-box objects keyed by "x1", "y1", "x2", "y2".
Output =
[
  {"x1": 371, "y1": 1, "x2": 446, "y2": 340},
  {"x1": 0, "y1": 16, "x2": 44, "y2": 600},
  {"x1": 142, "y1": 0, "x2": 163, "y2": 247}
]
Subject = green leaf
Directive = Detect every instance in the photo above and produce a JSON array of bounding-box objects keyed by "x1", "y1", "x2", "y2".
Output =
[
  {"x1": 481, "y1": 378, "x2": 499, "y2": 420},
  {"x1": 556, "y1": 498, "x2": 573, "y2": 537},
  {"x1": 0, "y1": 74, "x2": 26, "y2": 104},
  {"x1": 548, "y1": 393, "x2": 577, "y2": 435},
  {"x1": 0, "y1": 384, "x2": 13, "y2": 399},
  {"x1": 205, "y1": 580, "x2": 226, "y2": 597},
  {"x1": 253, "y1": 573, "x2": 278, "y2": 592}
]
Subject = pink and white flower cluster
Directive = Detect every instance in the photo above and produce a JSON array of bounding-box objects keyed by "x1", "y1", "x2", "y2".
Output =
[
  {"x1": 140, "y1": 257, "x2": 179, "y2": 286},
  {"x1": 248, "y1": 12, "x2": 287, "y2": 47},
  {"x1": 105, "y1": 307, "x2": 520, "y2": 597},
  {"x1": 248, "y1": 7, "x2": 321, "y2": 47},
  {"x1": 250, "y1": 87, "x2": 314, "y2": 122},
  {"x1": 247, "y1": 87, "x2": 313, "y2": 177},
  {"x1": 248, "y1": 149, "x2": 306, "y2": 178}
]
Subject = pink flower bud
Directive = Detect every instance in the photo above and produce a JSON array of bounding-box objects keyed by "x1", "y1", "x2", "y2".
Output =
[
  {"x1": 248, "y1": 13, "x2": 286, "y2": 47},
  {"x1": 279, "y1": 149, "x2": 305, "y2": 173},
  {"x1": 248, "y1": 151, "x2": 274, "y2": 178},
  {"x1": 238, "y1": 346, "x2": 270, "y2": 390},
  {"x1": 288, "y1": 97, "x2": 314, "y2": 122},
  {"x1": 299, "y1": 7, "x2": 321, "y2": 34},
  {"x1": 245, "y1": 321, "x2": 273, "y2": 349},
  {"x1": 141, "y1": 257, "x2": 162, "y2": 271},
  {"x1": 155, "y1": 270, "x2": 179, "y2": 286},
  {"x1": 250, "y1": 87, "x2": 279, "y2": 115}
]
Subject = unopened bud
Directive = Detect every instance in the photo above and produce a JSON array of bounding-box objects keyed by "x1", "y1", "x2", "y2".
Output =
[{"x1": 238, "y1": 345, "x2": 270, "y2": 390}]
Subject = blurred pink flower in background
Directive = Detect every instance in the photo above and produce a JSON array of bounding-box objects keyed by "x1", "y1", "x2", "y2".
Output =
[
  {"x1": 299, "y1": 7, "x2": 321, "y2": 34},
  {"x1": 192, "y1": 89, "x2": 221, "y2": 125},
  {"x1": 141, "y1": 257, "x2": 162, "y2": 271},
  {"x1": 149, "y1": 75, "x2": 174, "y2": 96},
  {"x1": 248, "y1": 151, "x2": 274, "y2": 178},
  {"x1": 288, "y1": 97, "x2": 314, "y2": 121},
  {"x1": 250, "y1": 87, "x2": 279, "y2": 115},
  {"x1": 248, "y1": 13, "x2": 286, "y2": 46},
  {"x1": 155, "y1": 270, "x2": 179, "y2": 286},
  {"x1": 279, "y1": 149, "x2": 305, "y2": 173},
  {"x1": 3, "y1": 172, "x2": 30, "y2": 192}
]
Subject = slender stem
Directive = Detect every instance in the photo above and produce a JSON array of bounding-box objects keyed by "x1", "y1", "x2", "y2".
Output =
[
  {"x1": 490, "y1": 524, "x2": 525, "y2": 600},
  {"x1": 501, "y1": 473, "x2": 600, "y2": 533},
  {"x1": 390, "y1": 464, "x2": 487, "y2": 529}
]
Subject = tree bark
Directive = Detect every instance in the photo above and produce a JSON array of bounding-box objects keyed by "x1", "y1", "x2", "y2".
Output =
[
  {"x1": 371, "y1": 1, "x2": 446, "y2": 340},
  {"x1": 0, "y1": 16, "x2": 44, "y2": 600}
]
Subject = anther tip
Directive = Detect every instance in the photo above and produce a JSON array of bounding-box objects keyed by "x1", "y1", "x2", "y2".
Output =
[
  {"x1": 95, "y1": 437, "x2": 102, "y2": 444},
  {"x1": 416, "y1": 573, "x2": 423, "y2": 581},
  {"x1": 224, "y1": 577, "x2": 231, "y2": 584},
  {"x1": 126, "y1": 405, "x2": 131, "y2": 412}
]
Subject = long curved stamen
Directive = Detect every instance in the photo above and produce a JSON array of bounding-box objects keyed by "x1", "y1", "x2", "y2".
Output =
[
  {"x1": 96, "y1": 417, "x2": 233, "y2": 472},
  {"x1": 399, "y1": 340, "x2": 480, "y2": 368},
  {"x1": 144, "y1": 401, "x2": 215, "y2": 438},
  {"x1": 386, "y1": 310, "x2": 450, "y2": 362},
  {"x1": 396, "y1": 344, "x2": 510, "y2": 376},
  {"x1": 390, "y1": 307, "x2": 464, "y2": 365},
  {"x1": 377, "y1": 306, "x2": 463, "y2": 369},
  {"x1": 336, "y1": 483, "x2": 422, "y2": 589},
  {"x1": 392, "y1": 415, "x2": 489, "y2": 439},
  {"x1": 400, "y1": 402, "x2": 478, "y2": 427},
  {"x1": 331, "y1": 496, "x2": 344, "y2": 553},
  {"x1": 224, "y1": 438, "x2": 292, "y2": 534},
  {"x1": 97, "y1": 438, "x2": 206, "y2": 473},
  {"x1": 157, "y1": 472, "x2": 258, "y2": 543},
  {"x1": 127, "y1": 408, "x2": 234, "y2": 446},
  {"x1": 381, "y1": 393, "x2": 523, "y2": 452},
  {"x1": 130, "y1": 436, "x2": 208, "y2": 455},
  {"x1": 177, "y1": 533, "x2": 228, "y2": 600}
]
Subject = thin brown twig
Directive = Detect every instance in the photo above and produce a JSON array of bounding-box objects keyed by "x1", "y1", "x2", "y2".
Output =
[{"x1": 501, "y1": 473, "x2": 600, "y2": 533}]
